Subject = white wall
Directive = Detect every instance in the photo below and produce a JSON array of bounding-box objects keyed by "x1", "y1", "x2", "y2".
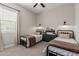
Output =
[
  {"x1": 75, "y1": 4, "x2": 79, "y2": 43},
  {"x1": 2, "y1": 3, "x2": 75, "y2": 35},
  {"x1": 3, "y1": 3, "x2": 36, "y2": 35},
  {"x1": 36, "y1": 4, "x2": 75, "y2": 30}
]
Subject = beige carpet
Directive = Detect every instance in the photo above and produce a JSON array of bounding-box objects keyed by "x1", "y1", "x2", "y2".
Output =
[{"x1": 0, "y1": 41, "x2": 48, "y2": 56}]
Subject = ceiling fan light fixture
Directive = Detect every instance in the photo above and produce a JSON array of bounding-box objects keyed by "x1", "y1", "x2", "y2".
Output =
[
  {"x1": 40, "y1": 3, "x2": 45, "y2": 8},
  {"x1": 33, "y1": 3, "x2": 38, "y2": 8},
  {"x1": 33, "y1": 3, "x2": 45, "y2": 8}
]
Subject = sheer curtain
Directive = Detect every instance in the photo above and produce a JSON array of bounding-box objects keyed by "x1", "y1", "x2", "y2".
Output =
[{"x1": 0, "y1": 4, "x2": 18, "y2": 50}]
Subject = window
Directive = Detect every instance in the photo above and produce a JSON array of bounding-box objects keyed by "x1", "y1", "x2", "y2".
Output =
[
  {"x1": 0, "y1": 5, "x2": 17, "y2": 32},
  {"x1": 0, "y1": 4, "x2": 18, "y2": 49}
]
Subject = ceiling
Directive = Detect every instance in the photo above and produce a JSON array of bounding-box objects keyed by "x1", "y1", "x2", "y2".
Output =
[{"x1": 17, "y1": 3, "x2": 69, "y2": 14}]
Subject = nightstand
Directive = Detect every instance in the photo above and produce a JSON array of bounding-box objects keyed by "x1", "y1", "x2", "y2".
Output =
[{"x1": 42, "y1": 34, "x2": 57, "y2": 42}]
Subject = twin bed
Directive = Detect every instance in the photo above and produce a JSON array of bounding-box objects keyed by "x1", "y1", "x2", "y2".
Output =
[
  {"x1": 20, "y1": 34, "x2": 42, "y2": 47},
  {"x1": 20, "y1": 30, "x2": 79, "y2": 56},
  {"x1": 47, "y1": 30, "x2": 79, "y2": 56}
]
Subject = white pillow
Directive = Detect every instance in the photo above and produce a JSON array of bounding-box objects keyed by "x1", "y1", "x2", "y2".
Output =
[
  {"x1": 46, "y1": 32, "x2": 53, "y2": 35},
  {"x1": 59, "y1": 34, "x2": 70, "y2": 39}
]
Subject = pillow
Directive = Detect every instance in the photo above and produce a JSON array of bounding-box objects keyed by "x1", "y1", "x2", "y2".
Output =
[
  {"x1": 46, "y1": 32, "x2": 53, "y2": 35},
  {"x1": 58, "y1": 34, "x2": 70, "y2": 39}
]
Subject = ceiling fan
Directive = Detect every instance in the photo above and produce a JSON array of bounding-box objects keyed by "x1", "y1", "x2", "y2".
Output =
[{"x1": 33, "y1": 3, "x2": 45, "y2": 8}]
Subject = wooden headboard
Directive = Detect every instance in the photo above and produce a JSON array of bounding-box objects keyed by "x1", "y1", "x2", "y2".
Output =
[{"x1": 57, "y1": 30, "x2": 75, "y2": 39}]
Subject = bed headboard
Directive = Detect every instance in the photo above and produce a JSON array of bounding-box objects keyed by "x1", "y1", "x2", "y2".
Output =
[{"x1": 57, "y1": 30, "x2": 75, "y2": 39}]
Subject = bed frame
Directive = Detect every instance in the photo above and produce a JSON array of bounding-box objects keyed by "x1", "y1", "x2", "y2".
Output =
[
  {"x1": 57, "y1": 30, "x2": 75, "y2": 39},
  {"x1": 47, "y1": 30, "x2": 76, "y2": 56}
]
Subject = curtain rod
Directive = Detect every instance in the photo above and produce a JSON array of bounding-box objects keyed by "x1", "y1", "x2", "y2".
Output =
[{"x1": 0, "y1": 3, "x2": 20, "y2": 12}]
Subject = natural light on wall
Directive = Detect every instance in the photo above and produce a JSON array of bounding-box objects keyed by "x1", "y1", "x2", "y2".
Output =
[
  {"x1": 57, "y1": 25, "x2": 74, "y2": 30},
  {"x1": 57, "y1": 21, "x2": 74, "y2": 30}
]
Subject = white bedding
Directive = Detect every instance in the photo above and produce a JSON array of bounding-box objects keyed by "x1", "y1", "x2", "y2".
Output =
[
  {"x1": 54, "y1": 37, "x2": 77, "y2": 44},
  {"x1": 32, "y1": 35, "x2": 42, "y2": 42}
]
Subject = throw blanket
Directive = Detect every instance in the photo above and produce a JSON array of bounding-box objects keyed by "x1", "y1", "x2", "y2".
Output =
[
  {"x1": 27, "y1": 36, "x2": 36, "y2": 47},
  {"x1": 48, "y1": 40, "x2": 79, "y2": 53}
]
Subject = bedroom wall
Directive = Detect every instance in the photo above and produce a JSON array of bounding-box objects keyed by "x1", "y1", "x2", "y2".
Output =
[
  {"x1": 75, "y1": 3, "x2": 79, "y2": 43},
  {"x1": 36, "y1": 4, "x2": 75, "y2": 30},
  {"x1": 3, "y1": 3, "x2": 36, "y2": 35}
]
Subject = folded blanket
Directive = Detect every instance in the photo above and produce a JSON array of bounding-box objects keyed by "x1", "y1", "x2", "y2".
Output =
[
  {"x1": 28, "y1": 36, "x2": 36, "y2": 47},
  {"x1": 20, "y1": 35, "x2": 36, "y2": 47},
  {"x1": 48, "y1": 40, "x2": 79, "y2": 53}
]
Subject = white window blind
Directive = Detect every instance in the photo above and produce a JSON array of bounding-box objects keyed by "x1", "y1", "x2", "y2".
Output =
[
  {"x1": 0, "y1": 4, "x2": 18, "y2": 32},
  {"x1": 0, "y1": 4, "x2": 18, "y2": 48}
]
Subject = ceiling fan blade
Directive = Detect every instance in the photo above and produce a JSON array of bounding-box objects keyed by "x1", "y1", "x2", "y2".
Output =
[
  {"x1": 33, "y1": 3, "x2": 38, "y2": 7},
  {"x1": 40, "y1": 3, "x2": 45, "y2": 8}
]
